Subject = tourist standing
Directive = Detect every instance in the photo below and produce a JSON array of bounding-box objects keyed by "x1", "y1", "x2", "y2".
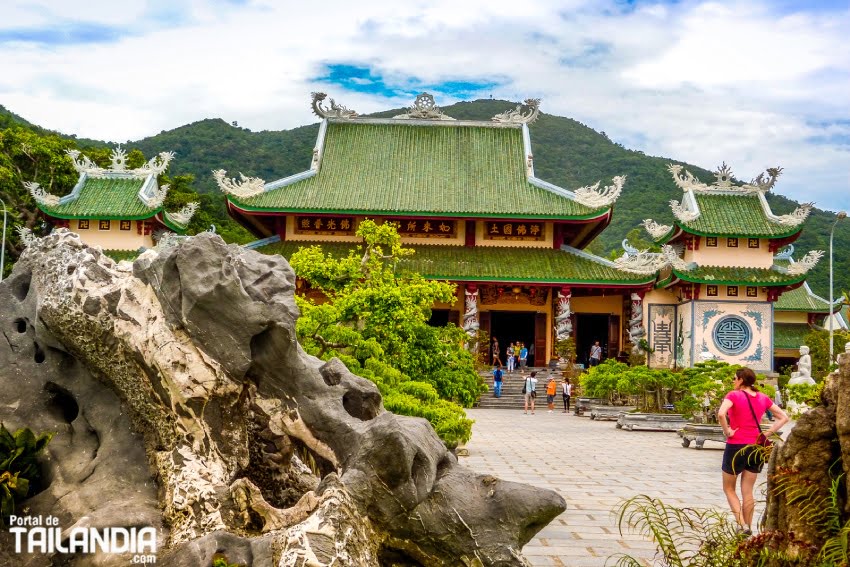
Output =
[
  {"x1": 546, "y1": 375, "x2": 557, "y2": 413},
  {"x1": 717, "y1": 367, "x2": 788, "y2": 536},
  {"x1": 506, "y1": 342, "x2": 516, "y2": 373},
  {"x1": 519, "y1": 344, "x2": 528, "y2": 369},
  {"x1": 492, "y1": 364, "x2": 504, "y2": 398},
  {"x1": 562, "y1": 377, "x2": 572, "y2": 413},
  {"x1": 589, "y1": 341, "x2": 602, "y2": 367},
  {"x1": 492, "y1": 337, "x2": 502, "y2": 367},
  {"x1": 523, "y1": 371, "x2": 538, "y2": 415}
]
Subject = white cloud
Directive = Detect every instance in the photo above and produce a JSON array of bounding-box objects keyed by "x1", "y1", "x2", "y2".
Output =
[{"x1": 0, "y1": 0, "x2": 847, "y2": 211}]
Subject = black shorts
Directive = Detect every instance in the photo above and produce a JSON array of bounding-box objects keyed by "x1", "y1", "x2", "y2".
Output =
[{"x1": 722, "y1": 443, "x2": 765, "y2": 475}]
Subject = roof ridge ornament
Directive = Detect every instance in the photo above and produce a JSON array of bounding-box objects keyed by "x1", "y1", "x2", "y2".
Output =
[
  {"x1": 670, "y1": 199, "x2": 698, "y2": 222},
  {"x1": 164, "y1": 202, "x2": 199, "y2": 228},
  {"x1": 393, "y1": 93, "x2": 455, "y2": 121},
  {"x1": 24, "y1": 181, "x2": 60, "y2": 206},
  {"x1": 492, "y1": 98, "x2": 541, "y2": 125},
  {"x1": 613, "y1": 243, "x2": 693, "y2": 274},
  {"x1": 668, "y1": 162, "x2": 784, "y2": 194},
  {"x1": 573, "y1": 175, "x2": 625, "y2": 208},
  {"x1": 212, "y1": 169, "x2": 266, "y2": 198},
  {"x1": 66, "y1": 148, "x2": 175, "y2": 179},
  {"x1": 642, "y1": 219, "x2": 672, "y2": 240},
  {"x1": 783, "y1": 250, "x2": 825, "y2": 276},
  {"x1": 774, "y1": 243, "x2": 795, "y2": 260},
  {"x1": 311, "y1": 92, "x2": 358, "y2": 120},
  {"x1": 147, "y1": 183, "x2": 169, "y2": 208},
  {"x1": 772, "y1": 202, "x2": 813, "y2": 227}
]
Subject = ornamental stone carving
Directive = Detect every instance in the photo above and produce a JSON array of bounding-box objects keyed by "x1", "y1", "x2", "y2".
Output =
[
  {"x1": 165, "y1": 202, "x2": 199, "y2": 228},
  {"x1": 668, "y1": 162, "x2": 783, "y2": 194},
  {"x1": 393, "y1": 93, "x2": 455, "y2": 121},
  {"x1": 554, "y1": 289, "x2": 572, "y2": 342},
  {"x1": 574, "y1": 175, "x2": 624, "y2": 208},
  {"x1": 642, "y1": 219, "x2": 672, "y2": 240},
  {"x1": 462, "y1": 287, "x2": 479, "y2": 338},
  {"x1": 212, "y1": 169, "x2": 266, "y2": 199},
  {"x1": 613, "y1": 243, "x2": 691, "y2": 274},
  {"x1": 784, "y1": 250, "x2": 825, "y2": 276},
  {"x1": 670, "y1": 199, "x2": 698, "y2": 222},
  {"x1": 146, "y1": 183, "x2": 169, "y2": 209},
  {"x1": 24, "y1": 181, "x2": 60, "y2": 206},
  {"x1": 492, "y1": 98, "x2": 541, "y2": 125},
  {"x1": 774, "y1": 244, "x2": 795, "y2": 260},
  {"x1": 310, "y1": 92, "x2": 358, "y2": 119},
  {"x1": 15, "y1": 226, "x2": 37, "y2": 248},
  {"x1": 66, "y1": 148, "x2": 175, "y2": 179},
  {"x1": 629, "y1": 292, "x2": 646, "y2": 353}
]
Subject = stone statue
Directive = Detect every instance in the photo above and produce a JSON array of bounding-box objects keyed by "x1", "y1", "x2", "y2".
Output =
[
  {"x1": 789, "y1": 345, "x2": 816, "y2": 386},
  {"x1": 554, "y1": 290, "x2": 572, "y2": 341}
]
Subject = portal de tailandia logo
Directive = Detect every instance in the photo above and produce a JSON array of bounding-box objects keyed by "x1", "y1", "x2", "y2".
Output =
[{"x1": 9, "y1": 514, "x2": 158, "y2": 564}]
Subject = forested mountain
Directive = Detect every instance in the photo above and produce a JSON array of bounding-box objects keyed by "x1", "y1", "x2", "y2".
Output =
[{"x1": 2, "y1": 100, "x2": 848, "y2": 298}]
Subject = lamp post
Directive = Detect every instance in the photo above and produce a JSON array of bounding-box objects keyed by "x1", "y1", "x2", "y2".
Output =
[
  {"x1": 829, "y1": 210, "x2": 847, "y2": 363},
  {"x1": 0, "y1": 196, "x2": 7, "y2": 283}
]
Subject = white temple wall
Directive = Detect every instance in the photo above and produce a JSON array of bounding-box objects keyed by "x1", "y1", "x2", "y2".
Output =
[
  {"x1": 71, "y1": 220, "x2": 153, "y2": 250},
  {"x1": 685, "y1": 238, "x2": 772, "y2": 268},
  {"x1": 690, "y1": 299, "x2": 773, "y2": 373}
]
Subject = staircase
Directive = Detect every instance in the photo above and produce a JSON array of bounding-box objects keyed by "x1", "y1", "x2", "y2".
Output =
[{"x1": 477, "y1": 369, "x2": 552, "y2": 409}]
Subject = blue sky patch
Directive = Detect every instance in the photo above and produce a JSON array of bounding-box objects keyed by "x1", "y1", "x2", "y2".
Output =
[
  {"x1": 0, "y1": 22, "x2": 128, "y2": 46},
  {"x1": 314, "y1": 63, "x2": 504, "y2": 100}
]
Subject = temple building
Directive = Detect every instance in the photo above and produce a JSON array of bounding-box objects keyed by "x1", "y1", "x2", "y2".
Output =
[
  {"x1": 216, "y1": 93, "x2": 656, "y2": 367},
  {"x1": 634, "y1": 164, "x2": 823, "y2": 373},
  {"x1": 217, "y1": 93, "x2": 827, "y2": 372},
  {"x1": 28, "y1": 147, "x2": 196, "y2": 251}
]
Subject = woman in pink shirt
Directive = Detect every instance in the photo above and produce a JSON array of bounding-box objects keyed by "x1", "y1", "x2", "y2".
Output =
[{"x1": 717, "y1": 367, "x2": 788, "y2": 536}]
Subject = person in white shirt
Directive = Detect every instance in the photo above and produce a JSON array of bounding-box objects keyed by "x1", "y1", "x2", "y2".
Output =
[
  {"x1": 523, "y1": 371, "x2": 538, "y2": 415},
  {"x1": 562, "y1": 377, "x2": 572, "y2": 413},
  {"x1": 589, "y1": 341, "x2": 603, "y2": 367}
]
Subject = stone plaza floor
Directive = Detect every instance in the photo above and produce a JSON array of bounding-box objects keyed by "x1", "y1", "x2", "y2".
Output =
[{"x1": 460, "y1": 408, "x2": 791, "y2": 567}]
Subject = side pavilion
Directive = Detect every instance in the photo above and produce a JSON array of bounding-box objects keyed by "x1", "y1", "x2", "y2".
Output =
[{"x1": 215, "y1": 93, "x2": 655, "y2": 367}]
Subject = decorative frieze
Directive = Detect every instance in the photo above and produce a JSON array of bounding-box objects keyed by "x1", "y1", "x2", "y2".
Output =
[
  {"x1": 483, "y1": 221, "x2": 544, "y2": 241},
  {"x1": 479, "y1": 285, "x2": 547, "y2": 306}
]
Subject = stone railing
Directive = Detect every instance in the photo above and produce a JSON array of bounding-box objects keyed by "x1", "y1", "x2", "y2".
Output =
[
  {"x1": 679, "y1": 423, "x2": 771, "y2": 449},
  {"x1": 590, "y1": 405, "x2": 636, "y2": 421},
  {"x1": 574, "y1": 397, "x2": 609, "y2": 416}
]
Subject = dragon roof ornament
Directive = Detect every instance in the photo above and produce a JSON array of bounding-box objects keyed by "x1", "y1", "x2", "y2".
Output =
[
  {"x1": 311, "y1": 92, "x2": 358, "y2": 120},
  {"x1": 24, "y1": 181, "x2": 60, "y2": 206},
  {"x1": 670, "y1": 199, "x2": 698, "y2": 222},
  {"x1": 16, "y1": 226, "x2": 38, "y2": 248},
  {"x1": 146, "y1": 183, "x2": 169, "y2": 209},
  {"x1": 772, "y1": 202, "x2": 814, "y2": 227},
  {"x1": 574, "y1": 175, "x2": 624, "y2": 208},
  {"x1": 783, "y1": 250, "x2": 825, "y2": 276},
  {"x1": 613, "y1": 242, "x2": 694, "y2": 274},
  {"x1": 393, "y1": 93, "x2": 455, "y2": 121},
  {"x1": 774, "y1": 243, "x2": 795, "y2": 261},
  {"x1": 492, "y1": 98, "x2": 541, "y2": 125},
  {"x1": 212, "y1": 169, "x2": 266, "y2": 199},
  {"x1": 668, "y1": 162, "x2": 783, "y2": 194},
  {"x1": 642, "y1": 219, "x2": 672, "y2": 240},
  {"x1": 66, "y1": 148, "x2": 175, "y2": 179},
  {"x1": 164, "y1": 202, "x2": 199, "y2": 229}
]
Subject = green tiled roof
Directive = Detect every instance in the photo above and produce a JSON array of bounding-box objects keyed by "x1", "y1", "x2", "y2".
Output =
[
  {"x1": 675, "y1": 193, "x2": 800, "y2": 239},
  {"x1": 774, "y1": 323, "x2": 812, "y2": 350},
  {"x1": 228, "y1": 121, "x2": 605, "y2": 219},
  {"x1": 672, "y1": 265, "x2": 805, "y2": 286},
  {"x1": 38, "y1": 176, "x2": 158, "y2": 219},
  {"x1": 775, "y1": 285, "x2": 834, "y2": 312},
  {"x1": 259, "y1": 241, "x2": 653, "y2": 285}
]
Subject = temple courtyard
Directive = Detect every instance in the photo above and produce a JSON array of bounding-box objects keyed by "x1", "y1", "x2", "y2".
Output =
[{"x1": 461, "y1": 408, "x2": 794, "y2": 566}]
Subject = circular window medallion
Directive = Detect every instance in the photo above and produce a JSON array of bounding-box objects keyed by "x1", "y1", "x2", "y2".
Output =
[{"x1": 713, "y1": 315, "x2": 752, "y2": 355}]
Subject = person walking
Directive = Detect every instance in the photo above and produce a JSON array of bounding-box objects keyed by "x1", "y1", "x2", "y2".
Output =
[
  {"x1": 562, "y1": 377, "x2": 572, "y2": 413},
  {"x1": 519, "y1": 344, "x2": 528, "y2": 369},
  {"x1": 506, "y1": 342, "x2": 516, "y2": 373},
  {"x1": 546, "y1": 374, "x2": 557, "y2": 413},
  {"x1": 492, "y1": 364, "x2": 504, "y2": 398},
  {"x1": 717, "y1": 367, "x2": 788, "y2": 536},
  {"x1": 523, "y1": 371, "x2": 538, "y2": 415},
  {"x1": 589, "y1": 341, "x2": 603, "y2": 367},
  {"x1": 492, "y1": 337, "x2": 502, "y2": 367}
]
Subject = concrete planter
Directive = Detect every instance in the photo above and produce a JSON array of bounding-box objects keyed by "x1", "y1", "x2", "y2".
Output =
[
  {"x1": 679, "y1": 423, "x2": 771, "y2": 449},
  {"x1": 616, "y1": 412, "x2": 687, "y2": 431},
  {"x1": 590, "y1": 405, "x2": 636, "y2": 421},
  {"x1": 574, "y1": 397, "x2": 608, "y2": 416}
]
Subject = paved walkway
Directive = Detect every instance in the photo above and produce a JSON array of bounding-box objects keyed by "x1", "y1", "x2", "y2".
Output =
[{"x1": 460, "y1": 408, "x2": 789, "y2": 566}]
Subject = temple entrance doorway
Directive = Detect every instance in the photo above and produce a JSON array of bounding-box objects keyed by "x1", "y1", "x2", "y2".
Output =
[
  {"x1": 489, "y1": 311, "x2": 537, "y2": 367},
  {"x1": 576, "y1": 314, "x2": 610, "y2": 367}
]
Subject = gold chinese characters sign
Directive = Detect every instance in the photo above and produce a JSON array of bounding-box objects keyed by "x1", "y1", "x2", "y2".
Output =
[
  {"x1": 388, "y1": 218, "x2": 456, "y2": 239},
  {"x1": 295, "y1": 216, "x2": 356, "y2": 235},
  {"x1": 484, "y1": 221, "x2": 544, "y2": 241}
]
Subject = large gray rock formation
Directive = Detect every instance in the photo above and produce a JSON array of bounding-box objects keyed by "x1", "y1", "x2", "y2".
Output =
[{"x1": 0, "y1": 230, "x2": 565, "y2": 566}]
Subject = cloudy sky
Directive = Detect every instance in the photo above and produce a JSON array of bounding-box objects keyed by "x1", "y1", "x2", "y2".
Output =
[{"x1": 1, "y1": 0, "x2": 848, "y2": 211}]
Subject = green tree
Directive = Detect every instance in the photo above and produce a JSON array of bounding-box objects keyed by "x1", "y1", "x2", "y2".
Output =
[{"x1": 289, "y1": 220, "x2": 483, "y2": 447}]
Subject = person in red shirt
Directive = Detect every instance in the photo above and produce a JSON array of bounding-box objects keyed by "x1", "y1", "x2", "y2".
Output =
[{"x1": 717, "y1": 368, "x2": 789, "y2": 536}]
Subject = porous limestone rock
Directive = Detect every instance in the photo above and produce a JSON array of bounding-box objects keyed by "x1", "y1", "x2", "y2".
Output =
[{"x1": 0, "y1": 230, "x2": 566, "y2": 566}]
